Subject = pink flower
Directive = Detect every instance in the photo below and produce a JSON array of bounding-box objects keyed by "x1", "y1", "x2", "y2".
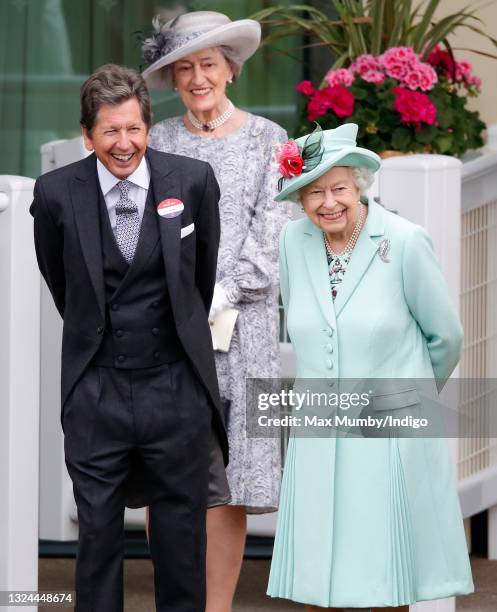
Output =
[
  {"x1": 351, "y1": 54, "x2": 381, "y2": 75},
  {"x1": 325, "y1": 68, "x2": 354, "y2": 88},
  {"x1": 455, "y1": 60, "x2": 473, "y2": 81},
  {"x1": 295, "y1": 80, "x2": 315, "y2": 96},
  {"x1": 325, "y1": 85, "x2": 355, "y2": 117},
  {"x1": 469, "y1": 75, "x2": 482, "y2": 91},
  {"x1": 403, "y1": 69, "x2": 422, "y2": 90},
  {"x1": 380, "y1": 47, "x2": 419, "y2": 81},
  {"x1": 307, "y1": 88, "x2": 333, "y2": 120},
  {"x1": 392, "y1": 87, "x2": 437, "y2": 126},
  {"x1": 416, "y1": 63, "x2": 438, "y2": 91},
  {"x1": 361, "y1": 69, "x2": 385, "y2": 84},
  {"x1": 350, "y1": 54, "x2": 386, "y2": 84},
  {"x1": 307, "y1": 85, "x2": 355, "y2": 121},
  {"x1": 275, "y1": 140, "x2": 304, "y2": 178},
  {"x1": 402, "y1": 63, "x2": 437, "y2": 91}
]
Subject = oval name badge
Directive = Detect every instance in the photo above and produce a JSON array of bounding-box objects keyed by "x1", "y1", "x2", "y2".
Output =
[{"x1": 157, "y1": 198, "x2": 184, "y2": 219}]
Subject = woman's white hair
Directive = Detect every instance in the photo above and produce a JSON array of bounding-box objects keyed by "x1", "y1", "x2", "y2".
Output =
[
  {"x1": 161, "y1": 45, "x2": 243, "y2": 89},
  {"x1": 291, "y1": 165, "x2": 375, "y2": 203}
]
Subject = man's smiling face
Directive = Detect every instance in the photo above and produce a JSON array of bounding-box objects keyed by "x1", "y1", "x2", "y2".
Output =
[{"x1": 82, "y1": 97, "x2": 149, "y2": 179}]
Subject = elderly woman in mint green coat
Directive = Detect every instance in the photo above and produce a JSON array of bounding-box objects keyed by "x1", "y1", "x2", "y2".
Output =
[{"x1": 267, "y1": 124, "x2": 473, "y2": 611}]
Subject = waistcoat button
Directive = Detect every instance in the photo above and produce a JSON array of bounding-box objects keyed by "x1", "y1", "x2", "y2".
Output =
[
  {"x1": 153, "y1": 351, "x2": 160, "y2": 359},
  {"x1": 97, "y1": 327, "x2": 103, "y2": 335},
  {"x1": 117, "y1": 354, "x2": 126, "y2": 363},
  {"x1": 115, "y1": 329, "x2": 124, "y2": 338},
  {"x1": 152, "y1": 328, "x2": 159, "y2": 336},
  {"x1": 111, "y1": 303, "x2": 119, "y2": 311}
]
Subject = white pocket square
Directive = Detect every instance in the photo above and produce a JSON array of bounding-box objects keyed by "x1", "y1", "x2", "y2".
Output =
[{"x1": 180, "y1": 223, "x2": 194, "y2": 238}]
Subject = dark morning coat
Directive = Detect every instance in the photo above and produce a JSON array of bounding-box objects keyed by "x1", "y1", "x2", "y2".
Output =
[{"x1": 30, "y1": 146, "x2": 228, "y2": 464}]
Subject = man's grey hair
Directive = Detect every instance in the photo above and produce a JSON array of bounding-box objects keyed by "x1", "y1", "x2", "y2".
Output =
[
  {"x1": 290, "y1": 166, "x2": 375, "y2": 203},
  {"x1": 80, "y1": 64, "x2": 152, "y2": 133},
  {"x1": 161, "y1": 45, "x2": 243, "y2": 89}
]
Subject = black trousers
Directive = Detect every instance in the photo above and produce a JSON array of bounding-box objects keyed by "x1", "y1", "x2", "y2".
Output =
[{"x1": 63, "y1": 361, "x2": 211, "y2": 612}]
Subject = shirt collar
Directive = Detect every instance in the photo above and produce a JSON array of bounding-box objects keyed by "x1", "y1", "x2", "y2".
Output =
[{"x1": 96, "y1": 155, "x2": 150, "y2": 196}]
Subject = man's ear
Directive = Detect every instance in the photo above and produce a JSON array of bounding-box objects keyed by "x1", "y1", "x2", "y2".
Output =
[{"x1": 81, "y1": 127, "x2": 94, "y2": 152}]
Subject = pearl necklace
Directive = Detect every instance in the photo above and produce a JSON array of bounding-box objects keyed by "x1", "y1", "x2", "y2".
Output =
[
  {"x1": 187, "y1": 100, "x2": 235, "y2": 132},
  {"x1": 324, "y1": 203, "x2": 365, "y2": 257}
]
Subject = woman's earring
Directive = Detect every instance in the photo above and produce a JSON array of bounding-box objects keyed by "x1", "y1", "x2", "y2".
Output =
[
  {"x1": 174, "y1": 86, "x2": 178, "y2": 91},
  {"x1": 228, "y1": 78, "x2": 233, "y2": 84}
]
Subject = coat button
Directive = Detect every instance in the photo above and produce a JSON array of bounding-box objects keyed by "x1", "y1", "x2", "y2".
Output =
[
  {"x1": 115, "y1": 329, "x2": 124, "y2": 338},
  {"x1": 151, "y1": 301, "x2": 159, "y2": 309},
  {"x1": 117, "y1": 354, "x2": 126, "y2": 363},
  {"x1": 326, "y1": 344, "x2": 333, "y2": 353},
  {"x1": 111, "y1": 303, "x2": 119, "y2": 311},
  {"x1": 325, "y1": 359, "x2": 333, "y2": 369},
  {"x1": 97, "y1": 326, "x2": 103, "y2": 335},
  {"x1": 153, "y1": 351, "x2": 160, "y2": 359},
  {"x1": 151, "y1": 328, "x2": 159, "y2": 336},
  {"x1": 325, "y1": 328, "x2": 333, "y2": 337}
]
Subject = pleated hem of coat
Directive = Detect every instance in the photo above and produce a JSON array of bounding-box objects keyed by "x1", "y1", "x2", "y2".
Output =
[{"x1": 267, "y1": 437, "x2": 296, "y2": 598}]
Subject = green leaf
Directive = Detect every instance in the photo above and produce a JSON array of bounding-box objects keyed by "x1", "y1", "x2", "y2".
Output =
[
  {"x1": 411, "y1": 0, "x2": 441, "y2": 50},
  {"x1": 387, "y1": 0, "x2": 412, "y2": 48},
  {"x1": 434, "y1": 134, "x2": 454, "y2": 153},
  {"x1": 415, "y1": 125, "x2": 437, "y2": 144},
  {"x1": 392, "y1": 127, "x2": 412, "y2": 150},
  {"x1": 370, "y1": 0, "x2": 386, "y2": 55}
]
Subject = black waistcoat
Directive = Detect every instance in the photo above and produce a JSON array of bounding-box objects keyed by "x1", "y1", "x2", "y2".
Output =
[{"x1": 92, "y1": 185, "x2": 185, "y2": 368}]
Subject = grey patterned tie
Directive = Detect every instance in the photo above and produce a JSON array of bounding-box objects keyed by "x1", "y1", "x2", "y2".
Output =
[{"x1": 114, "y1": 180, "x2": 140, "y2": 264}]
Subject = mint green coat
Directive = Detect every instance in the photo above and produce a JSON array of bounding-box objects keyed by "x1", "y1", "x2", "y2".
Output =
[{"x1": 267, "y1": 199, "x2": 473, "y2": 607}]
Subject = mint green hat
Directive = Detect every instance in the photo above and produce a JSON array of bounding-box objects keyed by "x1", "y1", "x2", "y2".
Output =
[{"x1": 275, "y1": 123, "x2": 381, "y2": 202}]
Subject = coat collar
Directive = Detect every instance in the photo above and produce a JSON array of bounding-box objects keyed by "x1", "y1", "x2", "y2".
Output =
[
  {"x1": 302, "y1": 197, "x2": 386, "y2": 323},
  {"x1": 71, "y1": 148, "x2": 184, "y2": 320}
]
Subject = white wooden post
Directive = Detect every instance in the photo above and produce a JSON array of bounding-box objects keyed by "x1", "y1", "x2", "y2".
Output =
[
  {"x1": 379, "y1": 155, "x2": 463, "y2": 612},
  {"x1": 0, "y1": 176, "x2": 39, "y2": 612}
]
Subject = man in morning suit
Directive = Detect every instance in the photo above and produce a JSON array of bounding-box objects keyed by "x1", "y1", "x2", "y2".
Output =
[{"x1": 30, "y1": 64, "x2": 228, "y2": 612}]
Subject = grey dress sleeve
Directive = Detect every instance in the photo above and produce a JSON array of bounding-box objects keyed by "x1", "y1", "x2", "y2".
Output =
[{"x1": 219, "y1": 122, "x2": 291, "y2": 304}]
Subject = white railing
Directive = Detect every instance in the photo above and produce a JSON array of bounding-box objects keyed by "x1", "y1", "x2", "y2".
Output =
[{"x1": 0, "y1": 176, "x2": 39, "y2": 612}]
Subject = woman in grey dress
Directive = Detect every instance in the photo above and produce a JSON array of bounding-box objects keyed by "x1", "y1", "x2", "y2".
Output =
[{"x1": 142, "y1": 11, "x2": 290, "y2": 611}]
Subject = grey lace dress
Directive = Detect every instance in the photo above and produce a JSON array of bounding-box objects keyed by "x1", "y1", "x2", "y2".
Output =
[{"x1": 149, "y1": 113, "x2": 290, "y2": 512}]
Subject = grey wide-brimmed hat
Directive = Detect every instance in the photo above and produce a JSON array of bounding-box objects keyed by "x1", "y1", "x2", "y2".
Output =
[{"x1": 141, "y1": 11, "x2": 261, "y2": 89}]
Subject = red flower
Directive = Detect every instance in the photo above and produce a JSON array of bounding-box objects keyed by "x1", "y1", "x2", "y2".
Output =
[
  {"x1": 427, "y1": 45, "x2": 456, "y2": 79},
  {"x1": 392, "y1": 87, "x2": 437, "y2": 126},
  {"x1": 307, "y1": 85, "x2": 355, "y2": 121},
  {"x1": 295, "y1": 80, "x2": 315, "y2": 96},
  {"x1": 275, "y1": 140, "x2": 304, "y2": 178},
  {"x1": 307, "y1": 88, "x2": 332, "y2": 120},
  {"x1": 327, "y1": 85, "x2": 355, "y2": 118}
]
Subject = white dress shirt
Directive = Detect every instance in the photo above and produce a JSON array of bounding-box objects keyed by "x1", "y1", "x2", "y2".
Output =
[{"x1": 96, "y1": 157, "x2": 151, "y2": 231}]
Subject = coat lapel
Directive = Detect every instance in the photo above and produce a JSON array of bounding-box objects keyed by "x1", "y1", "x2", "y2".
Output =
[
  {"x1": 333, "y1": 198, "x2": 385, "y2": 318},
  {"x1": 302, "y1": 220, "x2": 337, "y2": 330},
  {"x1": 146, "y1": 148, "x2": 184, "y2": 321},
  {"x1": 70, "y1": 153, "x2": 105, "y2": 319}
]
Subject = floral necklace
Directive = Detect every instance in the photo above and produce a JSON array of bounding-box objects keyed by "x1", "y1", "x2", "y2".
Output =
[{"x1": 323, "y1": 203, "x2": 365, "y2": 300}]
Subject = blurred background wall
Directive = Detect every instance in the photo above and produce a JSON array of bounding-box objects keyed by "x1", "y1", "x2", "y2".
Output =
[{"x1": 438, "y1": 0, "x2": 497, "y2": 125}]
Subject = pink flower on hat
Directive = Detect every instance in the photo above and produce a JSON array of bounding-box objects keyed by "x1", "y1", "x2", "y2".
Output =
[{"x1": 275, "y1": 140, "x2": 304, "y2": 178}]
